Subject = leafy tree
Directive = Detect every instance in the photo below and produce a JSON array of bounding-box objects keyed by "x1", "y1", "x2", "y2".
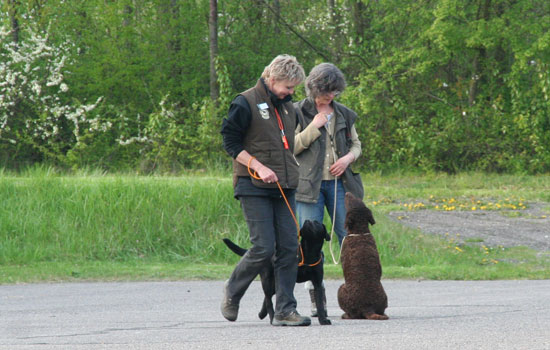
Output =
[{"x1": 1, "y1": 0, "x2": 549, "y2": 173}]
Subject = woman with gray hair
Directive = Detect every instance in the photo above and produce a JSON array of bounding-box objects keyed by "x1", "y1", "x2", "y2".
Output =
[
  {"x1": 220, "y1": 54, "x2": 311, "y2": 327},
  {"x1": 294, "y1": 63, "x2": 363, "y2": 316}
]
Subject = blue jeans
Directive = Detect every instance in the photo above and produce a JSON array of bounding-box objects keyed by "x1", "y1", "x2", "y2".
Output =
[
  {"x1": 226, "y1": 194, "x2": 299, "y2": 316},
  {"x1": 297, "y1": 179, "x2": 346, "y2": 245}
]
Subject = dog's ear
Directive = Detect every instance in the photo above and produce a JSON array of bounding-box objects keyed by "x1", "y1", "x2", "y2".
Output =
[
  {"x1": 367, "y1": 208, "x2": 376, "y2": 226},
  {"x1": 320, "y1": 223, "x2": 330, "y2": 241}
]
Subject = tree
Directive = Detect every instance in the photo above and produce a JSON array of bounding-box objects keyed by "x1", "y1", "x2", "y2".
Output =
[
  {"x1": 8, "y1": 0, "x2": 20, "y2": 44},
  {"x1": 209, "y1": 0, "x2": 219, "y2": 101},
  {"x1": 1, "y1": 0, "x2": 550, "y2": 173}
]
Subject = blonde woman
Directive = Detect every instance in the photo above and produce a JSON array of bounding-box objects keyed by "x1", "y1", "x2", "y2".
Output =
[{"x1": 220, "y1": 55, "x2": 310, "y2": 327}]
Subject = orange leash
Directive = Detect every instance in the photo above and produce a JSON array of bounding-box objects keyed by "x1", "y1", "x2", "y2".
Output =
[{"x1": 247, "y1": 157, "x2": 321, "y2": 267}]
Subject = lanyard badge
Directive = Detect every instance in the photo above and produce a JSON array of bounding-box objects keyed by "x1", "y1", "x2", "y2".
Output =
[
  {"x1": 274, "y1": 108, "x2": 289, "y2": 149},
  {"x1": 258, "y1": 102, "x2": 288, "y2": 150},
  {"x1": 257, "y1": 103, "x2": 270, "y2": 120}
]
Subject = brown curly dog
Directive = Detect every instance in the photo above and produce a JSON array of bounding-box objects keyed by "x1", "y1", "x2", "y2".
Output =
[{"x1": 337, "y1": 192, "x2": 388, "y2": 320}]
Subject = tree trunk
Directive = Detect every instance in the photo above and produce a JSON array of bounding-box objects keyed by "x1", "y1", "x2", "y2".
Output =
[
  {"x1": 328, "y1": 0, "x2": 342, "y2": 61},
  {"x1": 123, "y1": 4, "x2": 133, "y2": 27},
  {"x1": 209, "y1": 0, "x2": 219, "y2": 102},
  {"x1": 348, "y1": 0, "x2": 369, "y2": 43},
  {"x1": 8, "y1": 0, "x2": 20, "y2": 46},
  {"x1": 7, "y1": 0, "x2": 21, "y2": 131},
  {"x1": 468, "y1": 0, "x2": 491, "y2": 107},
  {"x1": 273, "y1": 0, "x2": 280, "y2": 34}
]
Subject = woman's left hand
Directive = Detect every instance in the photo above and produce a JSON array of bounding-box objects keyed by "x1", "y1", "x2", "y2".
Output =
[{"x1": 329, "y1": 153, "x2": 354, "y2": 177}]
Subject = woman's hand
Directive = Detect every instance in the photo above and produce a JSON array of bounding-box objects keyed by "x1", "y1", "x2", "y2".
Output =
[
  {"x1": 329, "y1": 153, "x2": 354, "y2": 177},
  {"x1": 236, "y1": 151, "x2": 279, "y2": 184},
  {"x1": 312, "y1": 113, "x2": 329, "y2": 129},
  {"x1": 257, "y1": 164, "x2": 278, "y2": 184}
]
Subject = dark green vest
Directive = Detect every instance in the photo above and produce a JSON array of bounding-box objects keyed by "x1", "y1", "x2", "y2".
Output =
[
  {"x1": 294, "y1": 98, "x2": 364, "y2": 202},
  {"x1": 233, "y1": 79, "x2": 299, "y2": 189}
]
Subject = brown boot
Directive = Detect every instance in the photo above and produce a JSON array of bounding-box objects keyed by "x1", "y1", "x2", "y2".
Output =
[
  {"x1": 221, "y1": 280, "x2": 239, "y2": 321},
  {"x1": 272, "y1": 311, "x2": 311, "y2": 326}
]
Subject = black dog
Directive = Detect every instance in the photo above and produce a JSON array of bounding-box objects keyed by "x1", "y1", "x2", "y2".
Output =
[{"x1": 222, "y1": 219, "x2": 332, "y2": 325}]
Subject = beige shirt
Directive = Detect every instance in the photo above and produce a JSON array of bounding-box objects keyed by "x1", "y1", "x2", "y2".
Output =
[{"x1": 295, "y1": 114, "x2": 361, "y2": 180}]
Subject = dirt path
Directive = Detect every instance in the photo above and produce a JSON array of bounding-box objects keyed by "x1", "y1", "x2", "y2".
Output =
[{"x1": 388, "y1": 202, "x2": 550, "y2": 251}]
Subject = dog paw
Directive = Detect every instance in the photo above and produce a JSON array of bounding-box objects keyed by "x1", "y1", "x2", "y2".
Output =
[
  {"x1": 366, "y1": 313, "x2": 389, "y2": 320},
  {"x1": 319, "y1": 319, "x2": 332, "y2": 325}
]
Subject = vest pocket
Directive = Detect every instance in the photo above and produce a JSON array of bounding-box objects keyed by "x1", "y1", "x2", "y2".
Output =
[
  {"x1": 298, "y1": 177, "x2": 314, "y2": 195},
  {"x1": 251, "y1": 148, "x2": 272, "y2": 164}
]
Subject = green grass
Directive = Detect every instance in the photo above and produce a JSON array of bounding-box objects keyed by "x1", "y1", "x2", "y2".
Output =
[{"x1": 1, "y1": 168, "x2": 549, "y2": 283}]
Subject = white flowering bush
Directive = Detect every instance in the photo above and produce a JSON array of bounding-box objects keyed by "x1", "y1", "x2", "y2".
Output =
[{"x1": 0, "y1": 24, "x2": 110, "y2": 163}]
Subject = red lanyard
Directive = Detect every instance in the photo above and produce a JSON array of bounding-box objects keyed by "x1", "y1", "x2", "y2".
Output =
[{"x1": 274, "y1": 107, "x2": 289, "y2": 149}]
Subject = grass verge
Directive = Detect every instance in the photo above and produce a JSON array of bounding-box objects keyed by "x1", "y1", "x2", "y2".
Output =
[{"x1": 1, "y1": 169, "x2": 549, "y2": 283}]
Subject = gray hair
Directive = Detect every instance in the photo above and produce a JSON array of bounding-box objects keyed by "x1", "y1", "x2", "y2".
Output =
[
  {"x1": 261, "y1": 54, "x2": 305, "y2": 84},
  {"x1": 305, "y1": 63, "x2": 346, "y2": 99}
]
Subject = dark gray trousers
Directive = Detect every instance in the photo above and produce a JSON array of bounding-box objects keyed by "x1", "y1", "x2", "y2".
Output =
[{"x1": 226, "y1": 194, "x2": 299, "y2": 316}]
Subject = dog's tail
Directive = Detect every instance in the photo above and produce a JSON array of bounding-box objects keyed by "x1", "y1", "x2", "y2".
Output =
[{"x1": 222, "y1": 238, "x2": 248, "y2": 256}]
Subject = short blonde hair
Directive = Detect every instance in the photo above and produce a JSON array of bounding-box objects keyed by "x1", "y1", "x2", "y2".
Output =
[{"x1": 261, "y1": 54, "x2": 305, "y2": 84}]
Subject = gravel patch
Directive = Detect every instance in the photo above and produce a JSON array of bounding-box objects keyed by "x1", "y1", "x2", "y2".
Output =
[{"x1": 388, "y1": 202, "x2": 550, "y2": 251}]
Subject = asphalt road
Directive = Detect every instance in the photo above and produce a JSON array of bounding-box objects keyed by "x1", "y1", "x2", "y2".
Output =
[{"x1": 1, "y1": 280, "x2": 549, "y2": 350}]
